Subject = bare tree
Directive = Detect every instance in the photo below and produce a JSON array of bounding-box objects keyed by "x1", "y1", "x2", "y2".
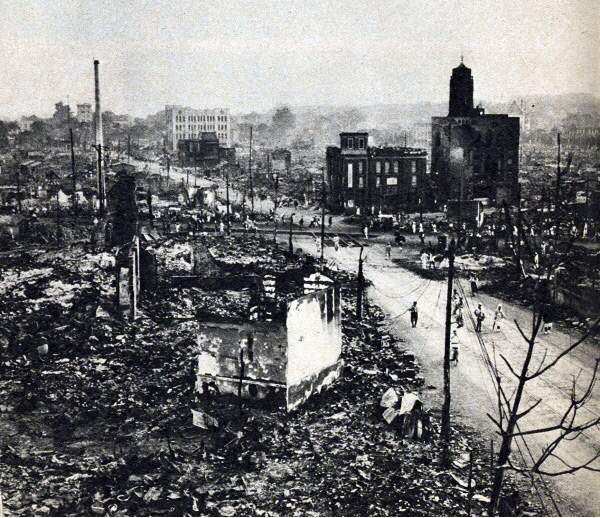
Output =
[{"x1": 486, "y1": 307, "x2": 600, "y2": 515}]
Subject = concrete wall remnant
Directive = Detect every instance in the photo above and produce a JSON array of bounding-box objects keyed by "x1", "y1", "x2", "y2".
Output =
[{"x1": 196, "y1": 285, "x2": 343, "y2": 411}]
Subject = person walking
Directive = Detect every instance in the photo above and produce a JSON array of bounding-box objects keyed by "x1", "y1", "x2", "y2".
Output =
[
  {"x1": 454, "y1": 305, "x2": 464, "y2": 328},
  {"x1": 470, "y1": 274, "x2": 479, "y2": 296},
  {"x1": 385, "y1": 242, "x2": 392, "y2": 258},
  {"x1": 492, "y1": 304, "x2": 505, "y2": 331},
  {"x1": 363, "y1": 225, "x2": 369, "y2": 240},
  {"x1": 474, "y1": 303, "x2": 486, "y2": 333},
  {"x1": 409, "y1": 301, "x2": 419, "y2": 328},
  {"x1": 451, "y1": 330, "x2": 460, "y2": 365},
  {"x1": 333, "y1": 235, "x2": 340, "y2": 252}
]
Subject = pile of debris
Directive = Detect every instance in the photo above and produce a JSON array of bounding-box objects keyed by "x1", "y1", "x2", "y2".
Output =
[{"x1": 0, "y1": 237, "x2": 536, "y2": 516}]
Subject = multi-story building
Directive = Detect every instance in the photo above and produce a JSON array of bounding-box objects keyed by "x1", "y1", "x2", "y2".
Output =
[
  {"x1": 52, "y1": 102, "x2": 71, "y2": 125},
  {"x1": 77, "y1": 103, "x2": 93, "y2": 123},
  {"x1": 166, "y1": 105, "x2": 232, "y2": 151},
  {"x1": 178, "y1": 133, "x2": 220, "y2": 167},
  {"x1": 327, "y1": 132, "x2": 429, "y2": 215},
  {"x1": 431, "y1": 61, "x2": 520, "y2": 207}
]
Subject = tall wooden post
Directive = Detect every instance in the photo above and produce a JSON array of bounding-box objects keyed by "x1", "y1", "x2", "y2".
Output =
[
  {"x1": 320, "y1": 170, "x2": 326, "y2": 265},
  {"x1": 226, "y1": 170, "x2": 231, "y2": 235},
  {"x1": 441, "y1": 238, "x2": 455, "y2": 466},
  {"x1": 356, "y1": 246, "x2": 364, "y2": 321}
]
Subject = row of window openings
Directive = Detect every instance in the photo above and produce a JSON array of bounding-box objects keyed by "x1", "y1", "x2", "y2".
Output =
[
  {"x1": 345, "y1": 161, "x2": 417, "y2": 174},
  {"x1": 346, "y1": 137, "x2": 365, "y2": 149},
  {"x1": 175, "y1": 133, "x2": 227, "y2": 140},
  {"x1": 175, "y1": 125, "x2": 228, "y2": 132},
  {"x1": 175, "y1": 115, "x2": 228, "y2": 123},
  {"x1": 349, "y1": 174, "x2": 417, "y2": 188}
]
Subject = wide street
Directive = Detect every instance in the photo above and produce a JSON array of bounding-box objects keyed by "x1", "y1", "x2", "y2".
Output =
[{"x1": 285, "y1": 231, "x2": 600, "y2": 517}]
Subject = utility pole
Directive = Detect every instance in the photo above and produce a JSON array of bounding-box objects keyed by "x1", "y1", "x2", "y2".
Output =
[
  {"x1": 93, "y1": 60, "x2": 105, "y2": 215},
  {"x1": 15, "y1": 164, "x2": 21, "y2": 214},
  {"x1": 320, "y1": 169, "x2": 326, "y2": 265},
  {"x1": 127, "y1": 133, "x2": 131, "y2": 164},
  {"x1": 226, "y1": 169, "x2": 231, "y2": 235},
  {"x1": 67, "y1": 102, "x2": 77, "y2": 216},
  {"x1": 55, "y1": 180, "x2": 61, "y2": 246},
  {"x1": 147, "y1": 182, "x2": 154, "y2": 228},
  {"x1": 356, "y1": 246, "x2": 364, "y2": 321},
  {"x1": 554, "y1": 132, "x2": 562, "y2": 250},
  {"x1": 249, "y1": 126, "x2": 254, "y2": 216},
  {"x1": 288, "y1": 214, "x2": 294, "y2": 254},
  {"x1": 516, "y1": 184, "x2": 522, "y2": 269},
  {"x1": 95, "y1": 144, "x2": 104, "y2": 214},
  {"x1": 441, "y1": 238, "x2": 456, "y2": 467},
  {"x1": 273, "y1": 173, "x2": 279, "y2": 243},
  {"x1": 166, "y1": 154, "x2": 170, "y2": 187}
]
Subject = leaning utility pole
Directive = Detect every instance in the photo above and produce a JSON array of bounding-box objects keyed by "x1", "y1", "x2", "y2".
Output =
[
  {"x1": 249, "y1": 126, "x2": 254, "y2": 216},
  {"x1": 441, "y1": 238, "x2": 456, "y2": 467}
]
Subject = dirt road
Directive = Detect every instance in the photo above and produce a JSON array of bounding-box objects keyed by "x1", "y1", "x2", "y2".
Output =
[{"x1": 288, "y1": 233, "x2": 600, "y2": 516}]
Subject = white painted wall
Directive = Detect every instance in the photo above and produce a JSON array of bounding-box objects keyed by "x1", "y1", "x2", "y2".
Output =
[{"x1": 285, "y1": 287, "x2": 342, "y2": 387}]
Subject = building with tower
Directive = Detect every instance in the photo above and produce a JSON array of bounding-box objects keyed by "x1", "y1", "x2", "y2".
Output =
[{"x1": 431, "y1": 61, "x2": 520, "y2": 208}]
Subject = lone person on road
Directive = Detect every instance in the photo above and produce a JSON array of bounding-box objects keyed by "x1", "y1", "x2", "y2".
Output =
[
  {"x1": 470, "y1": 274, "x2": 479, "y2": 296},
  {"x1": 492, "y1": 304, "x2": 506, "y2": 332},
  {"x1": 409, "y1": 301, "x2": 419, "y2": 328},
  {"x1": 333, "y1": 235, "x2": 340, "y2": 252},
  {"x1": 474, "y1": 304, "x2": 485, "y2": 333}
]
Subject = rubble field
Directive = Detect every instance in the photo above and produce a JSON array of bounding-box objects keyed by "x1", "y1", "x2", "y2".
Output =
[{"x1": 0, "y1": 235, "x2": 535, "y2": 516}]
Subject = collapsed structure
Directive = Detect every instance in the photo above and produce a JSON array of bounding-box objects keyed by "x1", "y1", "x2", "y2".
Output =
[{"x1": 194, "y1": 271, "x2": 343, "y2": 411}]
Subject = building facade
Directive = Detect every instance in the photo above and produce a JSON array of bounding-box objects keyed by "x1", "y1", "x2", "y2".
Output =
[
  {"x1": 327, "y1": 132, "x2": 429, "y2": 215},
  {"x1": 270, "y1": 149, "x2": 292, "y2": 174},
  {"x1": 431, "y1": 61, "x2": 520, "y2": 207},
  {"x1": 178, "y1": 133, "x2": 220, "y2": 168},
  {"x1": 77, "y1": 103, "x2": 93, "y2": 123},
  {"x1": 166, "y1": 105, "x2": 232, "y2": 151}
]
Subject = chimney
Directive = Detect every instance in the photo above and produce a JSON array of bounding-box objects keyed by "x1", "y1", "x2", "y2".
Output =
[{"x1": 94, "y1": 60, "x2": 105, "y2": 212}]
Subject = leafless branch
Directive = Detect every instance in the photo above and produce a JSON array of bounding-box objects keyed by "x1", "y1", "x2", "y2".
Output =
[{"x1": 529, "y1": 319, "x2": 600, "y2": 379}]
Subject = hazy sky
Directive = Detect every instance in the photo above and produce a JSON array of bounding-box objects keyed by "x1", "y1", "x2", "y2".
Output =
[{"x1": 1, "y1": 0, "x2": 598, "y2": 119}]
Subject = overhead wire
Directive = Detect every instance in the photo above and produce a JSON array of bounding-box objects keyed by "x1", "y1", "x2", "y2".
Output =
[{"x1": 455, "y1": 275, "x2": 561, "y2": 515}]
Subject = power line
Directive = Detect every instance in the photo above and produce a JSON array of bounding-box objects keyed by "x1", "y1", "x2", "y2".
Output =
[{"x1": 455, "y1": 276, "x2": 561, "y2": 515}]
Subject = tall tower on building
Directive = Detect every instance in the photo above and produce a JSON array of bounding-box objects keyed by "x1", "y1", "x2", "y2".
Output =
[{"x1": 448, "y1": 60, "x2": 474, "y2": 117}]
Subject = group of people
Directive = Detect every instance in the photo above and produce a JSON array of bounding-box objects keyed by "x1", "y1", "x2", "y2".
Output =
[{"x1": 406, "y1": 283, "x2": 511, "y2": 367}]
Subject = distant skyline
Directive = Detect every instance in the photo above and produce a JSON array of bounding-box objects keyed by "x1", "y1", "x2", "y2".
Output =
[{"x1": 1, "y1": 0, "x2": 598, "y2": 120}]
